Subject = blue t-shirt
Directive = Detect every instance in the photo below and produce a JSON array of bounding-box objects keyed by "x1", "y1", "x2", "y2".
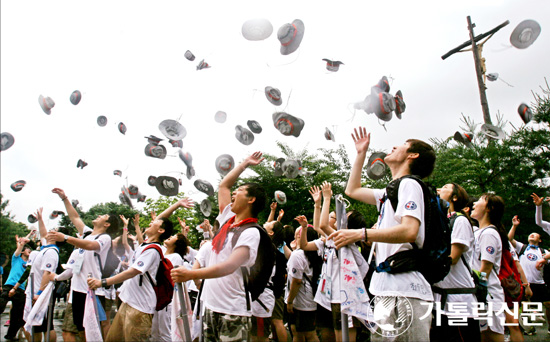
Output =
[{"x1": 5, "y1": 254, "x2": 27, "y2": 290}]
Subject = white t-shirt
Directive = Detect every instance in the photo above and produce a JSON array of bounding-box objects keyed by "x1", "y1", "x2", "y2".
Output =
[
  {"x1": 64, "y1": 249, "x2": 80, "y2": 304},
  {"x1": 203, "y1": 204, "x2": 260, "y2": 316},
  {"x1": 433, "y1": 214, "x2": 477, "y2": 316},
  {"x1": 184, "y1": 247, "x2": 198, "y2": 266},
  {"x1": 370, "y1": 179, "x2": 433, "y2": 301},
  {"x1": 25, "y1": 246, "x2": 59, "y2": 296},
  {"x1": 72, "y1": 227, "x2": 112, "y2": 297},
  {"x1": 252, "y1": 265, "x2": 276, "y2": 318},
  {"x1": 190, "y1": 241, "x2": 212, "y2": 292},
  {"x1": 166, "y1": 252, "x2": 184, "y2": 268},
  {"x1": 118, "y1": 242, "x2": 161, "y2": 314},
  {"x1": 285, "y1": 249, "x2": 316, "y2": 311},
  {"x1": 472, "y1": 226, "x2": 505, "y2": 311},
  {"x1": 515, "y1": 241, "x2": 545, "y2": 284},
  {"x1": 26, "y1": 250, "x2": 39, "y2": 267}
]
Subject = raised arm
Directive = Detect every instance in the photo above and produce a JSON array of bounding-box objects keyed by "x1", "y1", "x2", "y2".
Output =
[
  {"x1": 267, "y1": 202, "x2": 277, "y2": 223},
  {"x1": 157, "y1": 197, "x2": 195, "y2": 220},
  {"x1": 14, "y1": 235, "x2": 26, "y2": 257},
  {"x1": 52, "y1": 188, "x2": 86, "y2": 235},
  {"x1": 36, "y1": 208, "x2": 48, "y2": 239},
  {"x1": 218, "y1": 152, "x2": 264, "y2": 212},
  {"x1": 120, "y1": 215, "x2": 130, "y2": 252},
  {"x1": 532, "y1": 193, "x2": 550, "y2": 234},
  {"x1": 134, "y1": 214, "x2": 144, "y2": 244},
  {"x1": 297, "y1": 215, "x2": 318, "y2": 251},
  {"x1": 345, "y1": 127, "x2": 377, "y2": 205},
  {"x1": 309, "y1": 186, "x2": 323, "y2": 237},
  {"x1": 508, "y1": 215, "x2": 520, "y2": 248},
  {"x1": 319, "y1": 182, "x2": 335, "y2": 236}
]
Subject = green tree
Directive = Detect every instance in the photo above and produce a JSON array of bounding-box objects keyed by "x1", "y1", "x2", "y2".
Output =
[{"x1": 0, "y1": 194, "x2": 32, "y2": 277}]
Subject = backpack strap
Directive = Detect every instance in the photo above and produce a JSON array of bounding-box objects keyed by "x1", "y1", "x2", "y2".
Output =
[
  {"x1": 92, "y1": 233, "x2": 109, "y2": 277},
  {"x1": 139, "y1": 243, "x2": 163, "y2": 287},
  {"x1": 518, "y1": 244, "x2": 528, "y2": 258}
]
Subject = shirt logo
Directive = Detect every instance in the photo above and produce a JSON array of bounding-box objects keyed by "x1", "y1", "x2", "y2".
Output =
[
  {"x1": 486, "y1": 246, "x2": 495, "y2": 255},
  {"x1": 137, "y1": 261, "x2": 144, "y2": 267},
  {"x1": 292, "y1": 268, "x2": 297, "y2": 274},
  {"x1": 70, "y1": 260, "x2": 75, "y2": 264},
  {"x1": 79, "y1": 249, "x2": 85, "y2": 254},
  {"x1": 527, "y1": 253, "x2": 538, "y2": 261},
  {"x1": 46, "y1": 263, "x2": 52, "y2": 268},
  {"x1": 404, "y1": 201, "x2": 417, "y2": 210}
]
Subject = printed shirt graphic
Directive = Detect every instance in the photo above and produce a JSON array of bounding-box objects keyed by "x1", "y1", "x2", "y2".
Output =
[
  {"x1": 515, "y1": 241, "x2": 545, "y2": 284},
  {"x1": 370, "y1": 179, "x2": 433, "y2": 301}
]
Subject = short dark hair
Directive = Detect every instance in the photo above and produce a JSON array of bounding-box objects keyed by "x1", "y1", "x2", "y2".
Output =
[
  {"x1": 106, "y1": 213, "x2": 121, "y2": 237},
  {"x1": 481, "y1": 193, "x2": 509, "y2": 251},
  {"x1": 270, "y1": 221, "x2": 285, "y2": 247},
  {"x1": 174, "y1": 233, "x2": 189, "y2": 258},
  {"x1": 347, "y1": 210, "x2": 366, "y2": 230},
  {"x1": 450, "y1": 183, "x2": 469, "y2": 212},
  {"x1": 242, "y1": 183, "x2": 267, "y2": 218},
  {"x1": 159, "y1": 218, "x2": 174, "y2": 242},
  {"x1": 406, "y1": 139, "x2": 436, "y2": 179}
]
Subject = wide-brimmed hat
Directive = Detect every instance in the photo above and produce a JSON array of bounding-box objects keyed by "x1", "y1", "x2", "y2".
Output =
[
  {"x1": 1, "y1": 132, "x2": 15, "y2": 151},
  {"x1": 273, "y1": 158, "x2": 285, "y2": 177},
  {"x1": 366, "y1": 152, "x2": 387, "y2": 180},
  {"x1": 214, "y1": 111, "x2": 227, "y2": 123},
  {"x1": 119, "y1": 190, "x2": 133, "y2": 208},
  {"x1": 370, "y1": 87, "x2": 395, "y2": 121},
  {"x1": 38, "y1": 95, "x2": 55, "y2": 115},
  {"x1": 200, "y1": 199, "x2": 212, "y2": 217},
  {"x1": 518, "y1": 103, "x2": 533, "y2": 124},
  {"x1": 510, "y1": 19, "x2": 541, "y2": 49},
  {"x1": 194, "y1": 179, "x2": 215, "y2": 197},
  {"x1": 215, "y1": 154, "x2": 234, "y2": 176},
  {"x1": 76, "y1": 159, "x2": 88, "y2": 169},
  {"x1": 247, "y1": 120, "x2": 262, "y2": 134},
  {"x1": 480, "y1": 123, "x2": 506, "y2": 140},
  {"x1": 272, "y1": 112, "x2": 305, "y2": 137},
  {"x1": 128, "y1": 184, "x2": 139, "y2": 199},
  {"x1": 197, "y1": 59, "x2": 210, "y2": 70},
  {"x1": 274, "y1": 190, "x2": 287, "y2": 205},
  {"x1": 71, "y1": 199, "x2": 79, "y2": 208},
  {"x1": 486, "y1": 73, "x2": 499, "y2": 82},
  {"x1": 178, "y1": 149, "x2": 193, "y2": 168},
  {"x1": 242, "y1": 18, "x2": 273, "y2": 41},
  {"x1": 144, "y1": 143, "x2": 167, "y2": 159},
  {"x1": 394, "y1": 90, "x2": 406, "y2": 119},
  {"x1": 322, "y1": 59, "x2": 344, "y2": 72},
  {"x1": 70, "y1": 90, "x2": 82, "y2": 105},
  {"x1": 265, "y1": 86, "x2": 283, "y2": 106},
  {"x1": 145, "y1": 135, "x2": 163, "y2": 145},
  {"x1": 118, "y1": 122, "x2": 127, "y2": 135},
  {"x1": 155, "y1": 176, "x2": 179, "y2": 196},
  {"x1": 324, "y1": 127, "x2": 335, "y2": 141},
  {"x1": 184, "y1": 50, "x2": 195, "y2": 61},
  {"x1": 235, "y1": 125, "x2": 255, "y2": 145},
  {"x1": 49, "y1": 210, "x2": 64, "y2": 219},
  {"x1": 169, "y1": 139, "x2": 183, "y2": 148},
  {"x1": 147, "y1": 175, "x2": 157, "y2": 186},
  {"x1": 28, "y1": 214, "x2": 37, "y2": 224},
  {"x1": 282, "y1": 159, "x2": 302, "y2": 179},
  {"x1": 97, "y1": 116, "x2": 108, "y2": 127},
  {"x1": 159, "y1": 120, "x2": 187, "y2": 140},
  {"x1": 453, "y1": 131, "x2": 473, "y2": 148},
  {"x1": 113, "y1": 170, "x2": 122, "y2": 177},
  {"x1": 277, "y1": 19, "x2": 305, "y2": 55},
  {"x1": 137, "y1": 193, "x2": 147, "y2": 202},
  {"x1": 10, "y1": 180, "x2": 26, "y2": 192}
]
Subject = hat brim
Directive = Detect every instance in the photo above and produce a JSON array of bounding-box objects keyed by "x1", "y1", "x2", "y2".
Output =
[
  {"x1": 235, "y1": 126, "x2": 255, "y2": 145},
  {"x1": 144, "y1": 144, "x2": 167, "y2": 159},
  {"x1": 247, "y1": 121, "x2": 263, "y2": 134},
  {"x1": 1, "y1": 133, "x2": 15, "y2": 151},
  {"x1": 194, "y1": 180, "x2": 215, "y2": 197},
  {"x1": 155, "y1": 176, "x2": 179, "y2": 196},
  {"x1": 200, "y1": 199, "x2": 212, "y2": 216},
  {"x1": 70, "y1": 91, "x2": 82, "y2": 105},
  {"x1": 510, "y1": 20, "x2": 541, "y2": 49},
  {"x1": 242, "y1": 18, "x2": 273, "y2": 41},
  {"x1": 280, "y1": 19, "x2": 305, "y2": 55},
  {"x1": 159, "y1": 119, "x2": 187, "y2": 140},
  {"x1": 480, "y1": 124, "x2": 506, "y2": 140},
  {"x1": 274, "y1": 191, "x2": 287, "y2": 205},
  {"x1": 272, "y1": 112, "x2": 305, "y2": 137},
  {"x1": 97, "y1": 116, "x2": 108, "y2": 127},
  {"x1": 215, "y1": 154, "x2": 234, "y2": 176},
  {"x1": 38, "y1": 95, "x2": 52, "y2": 114},
  {"x1": 265, "y1": 87, "x2": 283, "y2": 106},
  {"x1": 366, "y1": 153, "x2": 387, "y2": 180}
]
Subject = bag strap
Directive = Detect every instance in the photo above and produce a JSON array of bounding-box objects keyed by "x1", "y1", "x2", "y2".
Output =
[
  {"x1": 518, "y1": 244, "x2": 528, "y2": 258},
  {"x1": 139, "y1": 243, "x2": 163, "y2": 287}
]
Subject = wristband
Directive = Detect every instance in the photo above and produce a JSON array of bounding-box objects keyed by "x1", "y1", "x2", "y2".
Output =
[
  {"x1": 61, "y1": 197, "x2": 67, "y2": 201},
  {"x1": 362, "y1": 228, "x2": 367, "y2": 241},
  {"x1": 37, "y1": 290, "x2": 43, "y2": 295},
  {"x1": 102, "y1": 278, "x2": 108, "y2": 288}
]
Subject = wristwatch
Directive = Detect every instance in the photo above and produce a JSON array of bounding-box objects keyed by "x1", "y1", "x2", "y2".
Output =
[
  {"x1": 64, "y1": 234, "x2": 69, "y2": 242},
  {"x1": 101, "y1": 279, "x2": 108, "y2": 288}
]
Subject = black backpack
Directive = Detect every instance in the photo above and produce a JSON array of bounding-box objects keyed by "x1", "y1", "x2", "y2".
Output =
[
  {"x1": 518, "y1": 243, "x2": 550, "y2": 285},
  {"x1": 83, "y1": 232, "x2": 120, "y2": 278},
  {"x1": 269, "y1": 249, "x2": 288, "y2": 299},
  {"x1": 375, "y1": 175, "x2": 452, "y2": 285}
]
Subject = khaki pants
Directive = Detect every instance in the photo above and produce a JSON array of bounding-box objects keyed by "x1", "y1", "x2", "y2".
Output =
[{"x1": 106, "y1": 302, "x2": 153, "y2": 342}]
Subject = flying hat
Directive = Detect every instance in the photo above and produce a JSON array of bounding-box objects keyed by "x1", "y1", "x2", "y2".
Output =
[
  {"x1": 373, "y1": 76, "x2": 390, "y2": 93},
  {"x1": 137, "y1": 193, "x2": 147, "y2": 202},
  {"x1": 200, "y1": 199, "x2": 212, "y2": 217},
  {"x1": 274, "y1": 190, "x2": 287, "y2": 205},
  {"x1": 128, "y1": 184, "x2": 139, "y2": 199},
  {"x1": 277, "y1": 19, "x2": 305, "y2": 55},
  {"x1": 215, "y1": 154, "x2": 234, "y2": 176},
  {"x1": 480, "y1": 123, "x2": 506, "y2": 140},
  {"x1": 194, "y1": 179, "x2": 215, "y2": 197},
  {"x1": 76, "y1": 159, "x2": 88, "y2": 169},
  {"x1": 169, "y1": 139, "x2": 183, "y2": 148},
  {"x1": 71, "y1": 199, "x2": 79, "y2": 208},
  {"x1": 144, "y1": 143, "x2": 167, "y2": 159},
  {"x1": 97, "y1": 116, "x2": 108, "y2": 127},
  {"x1": 453, "y1": 131, "x2": 473, "y2": 148},
  {"x1": 486, "y1": 73, "x2": 499, "y2": 82},
  {"x1": 1, "y1": 132, "x2": 15, "y2": 151},
  {"x1": 113, "y1": 170, "x2": 122, "y2": 177},
  {"x1": 518, "y1": 103, "x2": 533, "y2": 124},
  {"x1": 178, "y1": 149, "x2": 193, "y2": 168},
  {"x1": 282, "y1": 159, "x2": 302, "y2": 179},
  {"x1": 119, "y1": 190, "x2": 133, "y2": 208},
  {"x1": 38, "y1": 95, "x2": 55, "y2": 114},
  {"x1": 49, "y1": 210, "x2": 64, "y2": 220},
  {"x1": 247, "y1": 120, "x2": 262, "y2": 134},
  {"x1": 324, "y1": 127, "x2": 335, "y2": 141},
  {"x1": 366, "y1": 152, "x2": 387, "y2": 180},
  {"x1": 147, "y1": 175, "x2": 157, "y2": 186},
  {"x1": 394, "y1": 90, "x2": 406, "y2": 120},
  {"x1": 214, "y1": 111, "x2": 227, "y2": 123},
  {"x1": 322, "y1": 59, "x2": 344, "y2": 72},
  {"x1": 186, "y1": 166, "x2": 196, "y2": 180},
  {"x1": 70, "y1": 90, "x2": 82, "y2": 105},
  {"x1": 10, "y1": 180, "x2": 26, "y2": 192},
  {"x1": 370, "y1": 87, "x2": 395, "y2": 121},
  {"x1": 159, "y1": 119, "x2": 187, "y2": 141},
  {"x1": 118, "y1": 122, "x2": 127, "y2": 135},
  {"x1": 155, "y1": 176, "x2": 179, "y2": 196},
  {"x1": 242, "y1": 18, "x2": 273, "y2": 41},
  {"x1": 145, "y1": 135, "x2": 163, "y2": 145},
  {"x1": 510, "y1": 19, "x2": 541, "y2": 49},
  {"x1": 273, "y1": 158, "x2": 285, "y2": 177},
  {"x1": 235, "y1": 125, "x2": 255, "y2": 145},
  {"x1": 197, "y1": 59, "x2": 210, "y2": 70},
  {"x1": 272, "y1": 112, "x2": 305, "y2": 137},
  {"x1": 265, "y1": 86, "x2": 283, "y2": 106},
  {"x1": 28, "y1": 214, "x2": 37, "y2": 224},
  {"x1": 184, "y1": 50, "x2": 195, "y2": 61}
]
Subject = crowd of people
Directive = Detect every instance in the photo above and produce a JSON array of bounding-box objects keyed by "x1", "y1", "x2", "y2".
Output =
[{"x1": 1, "y1": 126, "x2": 550, "y2": 342}]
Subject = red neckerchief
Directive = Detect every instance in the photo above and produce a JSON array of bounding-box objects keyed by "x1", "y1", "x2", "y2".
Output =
[{"x1": 212, "y1": 216, "x2": 258, "y2": 254}]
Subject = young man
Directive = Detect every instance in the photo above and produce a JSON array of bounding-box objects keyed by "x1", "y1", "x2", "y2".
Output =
[
  {"x1": 0, "y1": 236, "x2": 33, "y2": 341},
  {"x1": 87, "y1": 197, "x2": 194, "y2": 342},
  {"x1": 48, "y1": 187, "x2": 119, "y2": 340},
  {"x1": 329, "y1": 127, "x2": 436, "y2": 342},
  {"x1": 171, "y1": 152, "x2": 267, "y2": 342}
]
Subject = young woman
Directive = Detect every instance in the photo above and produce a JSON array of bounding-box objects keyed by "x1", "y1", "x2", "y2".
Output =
[
  {"x1": 471, "y1": 193, "x2": 508, "y2": 342},
  {"x1": 431, "y1": 183, "x2": 480, "y2": 342}
]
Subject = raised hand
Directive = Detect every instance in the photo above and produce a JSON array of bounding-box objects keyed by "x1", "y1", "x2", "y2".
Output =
[
  {"x1": 294, "y1": 215, "x2": 308, "y2": 228},
  {"x1": 177, "y1": 197, "x2": 195, "y2": 209},
  {"x1": 309, "y1": 185, "x2": 322, "y2": 204},
  {"x1": 244, "y1": 151, "x2": 264, "y2": 167},
  {"x1": 52, "y1": 188, "x2": 67, "y2": 200},
  {"x1": 351, "y1": 126, "x2": 371, "y2": 154},
  {"x1": 512, "y1": 215, "x2": 520, "y2": 227},
  {"x1": 120, "y1": 215, "x2": 129, "y2": 228},
  {"x1": 35, "y1": 207, "x2": 44, "y2": 221},
  {"x1": 270, "y1": 202, "x2": 277, "y2": 211},
  {"x1": 532, "y1": 193, "x2": 543, "y2": 206},
  {"x1": 321, "y1": 181, "x2": 333, "y2": 199}
]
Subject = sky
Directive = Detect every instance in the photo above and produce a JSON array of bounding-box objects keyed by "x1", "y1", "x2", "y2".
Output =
[{"x1": 1, "y1": 0, "x2": 549, "y2": 227}]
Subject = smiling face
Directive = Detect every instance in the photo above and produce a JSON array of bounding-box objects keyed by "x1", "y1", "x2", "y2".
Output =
[
  {"x1": 384, "y1": 141, "x2": 413, "y2": 165},
  {"x1": 528, "y1": 233, "x2": 541, "y2": 245},
  {"x1": 144, "y1": 218, "x2": 164, "y2": 239},
  {"x1": 231, "y1": 185, "x2": 254, "y2": 215},
  {"x1": 471, "y1": 196, "x2": 488, "y2": 221}
]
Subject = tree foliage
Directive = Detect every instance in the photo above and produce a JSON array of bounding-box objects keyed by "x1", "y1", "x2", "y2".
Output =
[{"x1": 0, "y1": 194, "x2": 31, "y2": 277}]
